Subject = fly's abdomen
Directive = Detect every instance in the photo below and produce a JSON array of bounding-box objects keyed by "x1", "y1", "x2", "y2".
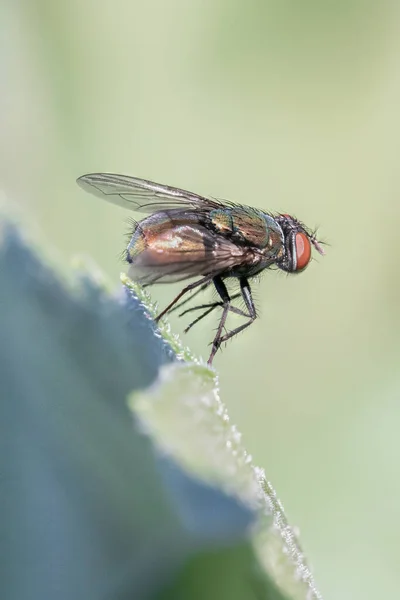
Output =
[
  {"x1": 126, "y1": 212, "x2": 201, "y2": 263},
  {"x1": 127, "y1": 217, "x2": 206, "y2": 263},
  {"x1": 126, "y1": 227, "x2": 146, "y2": 262},
  {"x1": 126, "y1": 213, "x2": 214, "y2": 283},
  {"x1": 125, "y1": 210, "x2": 249, "y2": 284}
]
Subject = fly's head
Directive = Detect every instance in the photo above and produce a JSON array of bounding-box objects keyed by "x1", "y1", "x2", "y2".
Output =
[{"x1": 275, "y1": 214, "x2": 325, "y2": 273}]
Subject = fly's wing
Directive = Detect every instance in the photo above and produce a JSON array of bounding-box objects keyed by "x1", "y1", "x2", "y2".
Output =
[
  {"x1": 127, "y1": 222, "x2": 252, "y2": 285},
  {"x1": 77, "y1": 173, "x2": 224, "y2": 214}
]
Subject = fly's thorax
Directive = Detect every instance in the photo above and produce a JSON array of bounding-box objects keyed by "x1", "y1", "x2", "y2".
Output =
[{"x1": 209, "y1": 207, "x2": 284, "y2": 250}]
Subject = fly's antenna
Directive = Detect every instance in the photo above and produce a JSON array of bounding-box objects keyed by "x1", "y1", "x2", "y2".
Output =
[{"x1": 310, "y1": 236, "x2": 325, "y2": 256}]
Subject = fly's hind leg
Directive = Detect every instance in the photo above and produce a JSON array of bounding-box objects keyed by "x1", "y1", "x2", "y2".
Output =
[
  {"x1": 167, "y1": 281, "x2": 212, "y2": 314},
  {"x1": 182, "y1": 294, "x2": 246, "y2": 334},
  {"x1": 155, "y1": 275, "x2": 212, "y2": 322},
  {"x1": 178, "y1": 292, "x2": 242, "y2": 319}
]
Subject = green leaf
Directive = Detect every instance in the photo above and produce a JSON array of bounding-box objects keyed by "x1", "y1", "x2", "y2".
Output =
[{"x1": 129, "y1": 330, "x2": 322, "y2": 600}]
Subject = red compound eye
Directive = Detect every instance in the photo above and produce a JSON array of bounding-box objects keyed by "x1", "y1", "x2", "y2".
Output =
[{"x1": 295, "y1": 232, "x2": 311, "y2": 271}]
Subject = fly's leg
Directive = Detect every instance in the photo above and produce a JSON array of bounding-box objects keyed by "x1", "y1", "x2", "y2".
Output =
[
  {"x1": 187, "y1": 306, "x2": 249, "y2": 335},
  {"x1": 179, "y1": 292, "x2": 242, "y2": 317},
  {"x1": 207, "y1": 276, "x2": 231, "y2": 365},
  {"x1": 182, "y1": 296, "x2": 247, "y2": 334},
  {"x1": 155, "y1": 275, "x2": 213, "y2": 322},
  {"x1": 167, "y1": 281, "x2": 212, "y2": 314},
  {"x1": 184, "y1": 305, "x2": 220, "y2": 333},
  {"x1": 216, "y1": 276, "x2": 257, "y2": 348},
  {"x1": 156, "y1": 274, "x2": 256, "y2": 364}
]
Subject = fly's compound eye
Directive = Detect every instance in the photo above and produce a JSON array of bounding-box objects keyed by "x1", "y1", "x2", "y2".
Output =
[
  {"x1": 292, "y1": 231, "x2": 312, "y2": 271},
  {"x1": 275, "y1": 214, "x2": 316, "y2": 273}
]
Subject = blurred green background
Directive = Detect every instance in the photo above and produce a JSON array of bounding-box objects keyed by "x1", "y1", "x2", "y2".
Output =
[{"x1": 2, "y1": 1, "x2": 400, "y2": 598}]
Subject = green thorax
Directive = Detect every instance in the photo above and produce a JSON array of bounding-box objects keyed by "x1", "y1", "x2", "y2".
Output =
[{"x1": 209, "y1": 207, "x2": 283, "y2": 250}]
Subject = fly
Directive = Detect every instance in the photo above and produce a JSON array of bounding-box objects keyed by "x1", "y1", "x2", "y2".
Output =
[{"x1": 77, "y1": 173, "x2": 325, "y2": 365}]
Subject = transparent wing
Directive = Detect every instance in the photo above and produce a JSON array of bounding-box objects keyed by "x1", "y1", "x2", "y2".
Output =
[{"x1": 77, "y1": 172, "x2": 224, "y2": 214}]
